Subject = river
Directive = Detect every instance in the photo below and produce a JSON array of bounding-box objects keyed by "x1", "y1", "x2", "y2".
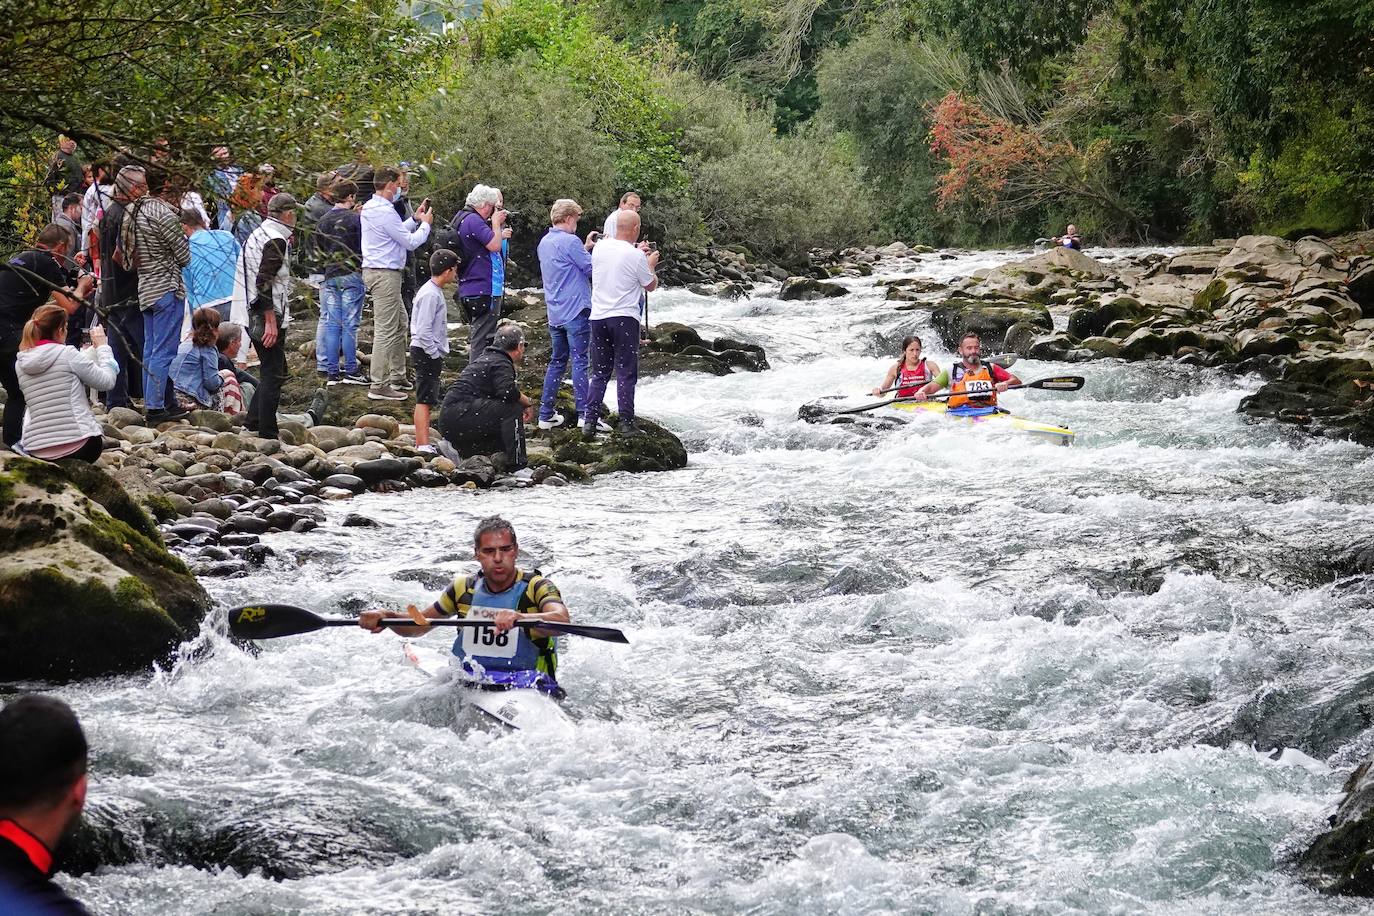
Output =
[{"x1": 52, "y1": 247, "x2": 1374, "y2": 914}]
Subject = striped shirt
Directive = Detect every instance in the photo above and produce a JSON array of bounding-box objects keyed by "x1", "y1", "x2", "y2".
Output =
[{"x1": 121, "y1": 195, "x2": 191, "y2": 309}]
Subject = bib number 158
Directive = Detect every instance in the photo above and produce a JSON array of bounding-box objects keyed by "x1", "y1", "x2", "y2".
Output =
[{"x1": 462, "y1": 618, "x2": 520, "y2": 659}]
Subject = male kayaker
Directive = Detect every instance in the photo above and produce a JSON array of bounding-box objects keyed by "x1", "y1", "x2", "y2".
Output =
[
  {"x1": 359, "y1": 516, "x2": 572, "y2": 696},
  {"x1": 909, "y1": 332, "x2": 1020, "y2": 410}
]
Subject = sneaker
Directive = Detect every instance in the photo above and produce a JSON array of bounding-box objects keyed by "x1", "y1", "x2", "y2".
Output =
[
  {"x1": 325, "y1": 374, "x2": 343, "y2": 386},
  {"x1": 537, "y1": 414, "x2": 566, "y2": 431},
  {"x1": 574, "y1": 415, "x2": 612, "y2": 433},
  {"x1": 316, "y1": 369, "x2": 329, "y2": 379},
  {"x1": 393, "y1": 379, "x2": 414, "y2": 392},
  {"x1": 417, "y1": 443, "x2": 438, "y2": 456},
  {"x1": 338, "y1": 372, "x2": 369, "y2": 386},
  {"x1": 368, "y1": 385, "x2": 407, "y2": 401}
]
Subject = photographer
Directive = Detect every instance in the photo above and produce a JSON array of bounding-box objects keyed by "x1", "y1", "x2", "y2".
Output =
[
  {"x1": 583, "y1": 209, "x2": 658, "y2": 440},
  {"x1": 452, "y1": 184, "x2": 511, "y2": 363}
]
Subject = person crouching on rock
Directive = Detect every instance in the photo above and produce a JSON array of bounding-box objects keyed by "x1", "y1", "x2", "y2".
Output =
[
  {"x1": 410, "y1": 249, "x2": 458, "y2": 456},
  {"x1": 872, "y1": 334, "x2": 939, "y2": 397},
  {"x1": 169, "y1": 306, "x2": 228, "y2": 412},
  {"x1": 15, "y1": 303, "x2": 116, "y2": 462},
  {"x1": 438, "y1": 321, "x2": 532, "y2": 471}
]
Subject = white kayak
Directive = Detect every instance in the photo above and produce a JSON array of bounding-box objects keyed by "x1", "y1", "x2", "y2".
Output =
[{"x1": 402, "y1": 641, "x2": 572, "y2": 732}]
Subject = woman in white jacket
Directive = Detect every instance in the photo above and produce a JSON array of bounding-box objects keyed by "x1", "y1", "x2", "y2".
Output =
[{"x1": 16, "y1": 303, "x2": 117, "y2": 461}]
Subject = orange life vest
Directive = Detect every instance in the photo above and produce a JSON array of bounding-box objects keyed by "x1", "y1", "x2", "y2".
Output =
[{"x1": 948, "y1": 362, "x2": 997, "y2": 409}]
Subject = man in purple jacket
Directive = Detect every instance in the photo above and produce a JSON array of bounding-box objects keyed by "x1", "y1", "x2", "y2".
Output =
[{"x1": 452, "y1": 183, "x2": 510, "y2": 363}]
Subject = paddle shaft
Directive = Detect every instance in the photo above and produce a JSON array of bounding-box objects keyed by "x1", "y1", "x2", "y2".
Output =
[
  {"x1": 227, "y1": 603, "x2": 629, "y2": 643},
  {"x1": 834, "y1": 376, "x2": 1083, "y2": 415}
]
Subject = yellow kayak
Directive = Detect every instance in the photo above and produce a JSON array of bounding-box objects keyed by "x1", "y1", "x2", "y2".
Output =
[{"x1": 892, "y1": 401, "x2": 1075, "y2": 446}]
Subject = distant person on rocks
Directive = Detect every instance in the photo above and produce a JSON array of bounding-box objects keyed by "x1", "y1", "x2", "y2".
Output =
[
  {"x1": 439, "y1": 321, "x2": 532, "y2": 470},
  {"x1": 214, "y1": 321, "x2": 256, "y2": 415},
  {"x1": 1056, "y1": 224, "x2": 1082, "y2": 251},
  {"x1": 871, "y1": 335, "x2": 938, "y2": 397},
  {"x1": 409, "y1": 248, "x2": 458, "y2": 456},
  {"x1": 122, "y1": 168, "x2": 192, "y2": 423},
  {"x1": 255, "y1": 163, "x2": 281, "y2": 217},
  {"x1": 180, "y1": 206, "x2": 239, "y2": 323},
  {"x1": 44, "y1": 137, "x2": 83, "y2": 223},
  {"x1": 232, "y1": 192, "x2": 298, "y2": 439},
  {"x1": 0, "y1": 695, "x2": 92, "y2": 915},
  {"x1": 207, "y1": 146, "x2": 244, "y2": 232},
  {"x1": 315, "y1": 179, "x2": 368, "y2": 386},
  {"x1": 910, "y1": 332, "x2": 1021, "y2": 411},
  {"x1": 80, "y1": 161, "x2": 112, "y2": 261},
  {"x1": 170, "y1": 306, "x2": 227, "y2": 411},
  {"x1": 0, "y1": 225, "x2": 95, "y2": 448},
  {"x1": 361, "y1": 166, "x2": 432, "y2": 402},
  {"x1": 583, "y1": 209, "x2": 658, "y2": 440},
  {"x1": 535, "y1": 198, "x2": 599, "y2": 431},
  {"x1": 452, "y1": 183, "x2": 510, "y2": 363},
  {"x1": 602, "y1": 191, "x2": 641, "y2": 238},
  {"x1": 98, "y1": 166, "x2": 146, "y2": 410},
  {"x1": 52, "y1": 195, "x2": 84, "y2": 266},
  {"x1": 229, "y1": 173, "x2": 264, "y2": 244},
  {"x1": 15, "y1": 304, "x2": 116, "y2": 462}
]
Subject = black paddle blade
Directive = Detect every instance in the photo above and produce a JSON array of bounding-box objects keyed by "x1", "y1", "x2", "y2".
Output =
[
  {"x1": 1032, "y1": 376, "x2": 1085, "y2": 392},
  {"x1": 527, "y1": 620, "x2": 630, "y2": 644},
  {"x1": 227, "y1": 603, "x2": 331, "y2": 639}
]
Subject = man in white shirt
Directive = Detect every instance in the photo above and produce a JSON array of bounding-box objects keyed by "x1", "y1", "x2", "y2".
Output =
[
  {"x1": 360, "y1": 165, "x2": 432, "y2": 401},
  {"x1": 601, "y1": 191, "x2": 641, "y2": 239},
  {"x1": 584, "y1": 209, "x2": 658, "y2": 440}
]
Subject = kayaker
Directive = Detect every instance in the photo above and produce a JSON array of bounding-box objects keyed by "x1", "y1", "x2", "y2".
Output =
[
  {"x1": 1054, "y1": 224, "x2": 1082, "y2": 250},
  {"x1": 358, "y1": 516, "x2": 572, "y2": 697},
  {"x1": 871, "y1": 335, "x2": 939, "y2": 397},
  {"x1": 910, "y1": 332, "x2": 1020, "y2": 410}
]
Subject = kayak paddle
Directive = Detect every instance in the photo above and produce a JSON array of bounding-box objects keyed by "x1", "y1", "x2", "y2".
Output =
[
  {"x1": 832, "y1": 375, "x2": 1085, "y2": 415},
  {"x1": 227, "y1": 603, "x2": 630, "y2": 643}
]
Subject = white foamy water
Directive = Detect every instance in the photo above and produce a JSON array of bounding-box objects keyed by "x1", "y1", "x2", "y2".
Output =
[{"x1": 42, "y1": 248, "x2": 1374, "y2": 914}]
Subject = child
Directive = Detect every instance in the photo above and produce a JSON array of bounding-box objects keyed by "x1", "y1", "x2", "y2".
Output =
[
  {"x1": 170, "y1": 306, "x2": 225, "y2": 410},
  {"x1": 872, "y1": 335, "x2": 939, "y2": 397},
  {"x1": 410, "y1": 249, "x2": 458, "y2": 456}
]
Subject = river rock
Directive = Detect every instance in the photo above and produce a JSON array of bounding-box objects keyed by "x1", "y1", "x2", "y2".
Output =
[
  {"x1": 779, "y1": 276, "x2": 848, "y2": 300},
  {"x1": 224, "y1": 513, "x2": 271, "y2": 535},
  {"x1": 307, "y1": 425, "x2": 353, "y2": 452},
  {"x1": 355, "y1": 414, "x2": 401, "y2": 439},
  {"x1": 322, "y1": 473, "x2": 366, "y2": 493},
  {"x1": 688, "y1": 280, "x2": 749, "y2": 300},
  {"x1": 0, "y1": 456, "x2": 210, "y2": 679},
  {"x1": 353, "y1": 457, "x2": 409, "y2": 485},
  {"x1": 329, "y1": 442, "x2": 389, "y2": 462},
  {"x1": 930, "y1": 302, "x2": 1053, "y2": 351},
  {"x1": 188, "y1": 410, "x2": 233, "y2": 432},
  {"x1": 124, "y1": 425, "x2": 157, "y2": 445},
  {"x1": 105, "y1": 407, "x2": 145, "y2": 428},
  {"x1": 1300, "y1": 759, "x2": 1374, "y2": 894},
  {"x1": 341, "y1": 513, "x2": 382, "y2": 528}
]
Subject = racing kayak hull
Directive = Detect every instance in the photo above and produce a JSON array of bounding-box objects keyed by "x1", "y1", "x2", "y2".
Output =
[
  {"x1": 892, "y1": 401, "x2": 1075, "y2": 446},
  {"x1": 403, "y1": 642, "x2": 571, "y2": 731}
]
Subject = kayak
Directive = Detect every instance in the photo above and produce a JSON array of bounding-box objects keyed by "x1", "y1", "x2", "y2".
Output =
[
  {"x1": 402, "y1": 641, "x2": 572, "y2": 732},
  {"x1": 892, "y1": 401, "x2": 1075, "y2": 446}
]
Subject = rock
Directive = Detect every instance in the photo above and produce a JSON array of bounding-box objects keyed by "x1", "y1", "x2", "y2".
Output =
[
  {"x1": 355, "y1": 414, "x2": 401, "y2": 439},
  {"x1": 406, "y1": 468, "x2": 448, "y2": 488},
  {"x1": 430, "y1": 457, "x2": 456, "y2": 474},
  {"x1": 779, "y1": 276, "x2": 848, "y2": 301},
  {"x1": 688, "y1": 280, "x2": 749, "y2": 300},
  {"x1": 1026, "y1": 334, "x2": 1075, "y2": 361},
  {"x1": 105, "y1": 407, "x2": 145, "y2": 428},
  {"x1": 930, "y1": 302, "x2": 1053, "y2": 351},
  {"x1": 329, "y1": 442, "x2": 388, "y2": 462},
  {"x1": 341, "y1": 513, "x2": 382, "y2": 528},
  {"x1": 210, "y1": 431, "x2": 244, "y2": 452},
  {"x1": 1118, "y1": 328, "x2": 1172, "y2": 360},
  {"x1": 219, "y1": 533, "x2": 260, "y2": 547},
  {"x1": 450, "y1": 456, "x2": 496, "y2": 488},
  {"x1": 307, "y1": 425, "x2": 353, "y2": 452},
  {"x1": 1001, "y1": 321, "x2": 1041, "y2": 356},
  {"x1": 1300, "y1": 759, "x2": 1374, "y2": 894},
  {"x1": 187, "y1": 410, "x2": 233, "y2": 432},
  {"x1": 322, "y1": 474, "x2": 366, "y2": 493},
  {"x1": 124, "y1": 426, "x2": 157, "y2": 445},
  {"x1": 352, "y1": 457, "x2": 409, "y2": 485},
  {"x1": 192, "y1": 498, "x2": 234, "y2": 520},
  {"x1": 277, "y1": 421, "x2": 309, "y2": 447},
  {"x1": 266, "y1": 509, "x2": 301, "y2": 531},
  {"x1": 0, "y1": 456, "x2": 210, "y2": 679},
  {"x1": 650, "y1": 322, "x2": 706, "y2": 353},
  {"x1": 1078, "y1": 336, "x2": 1124, "y2": 359},
  {"x1": 318, "y1": 486, "x2": 354, "y2": 500},
  {"x1": 224, "y1": 513, "x2": 270, "y2": 535},
  {"x1": 1066, "y1": 296, "x2": 1148, "y2": 341},
  {"x1": 243, "y1": 543, "x2": 274, "y2": 566},
  {"x1": 1235, "y1": 329, "x2": 1301, "y2": 360}
]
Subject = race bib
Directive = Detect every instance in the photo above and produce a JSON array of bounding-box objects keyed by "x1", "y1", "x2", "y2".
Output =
[
  {"x1": 965, "y1": 379, "x2": 994, "y2": 395},
  {"x1": 462, "y1": 610, "x2": 521, "y2": 660}
]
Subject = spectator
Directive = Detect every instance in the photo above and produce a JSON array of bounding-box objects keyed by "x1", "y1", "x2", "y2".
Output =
[
  {"x1": 169, "y1": 306, "x2": 226, "y2": 411},
  {"x1": 602, "y1": 191, "x2": 641, "y2": 238},
  {"x1": 438, "y1": 321, "x2": 532, "y2": 470},
  {"x1": 360, "y1": 165, "x2": 432, "y2": 402},
  {"x1": 14, "y1": 304, "x2": 115, "y2": 462},
  {"x1": 0, "y1": 695, "x2": 91, "y2": 915},
  {"x1": 207, "y1": 145, "x2": 244, "y2": 232},
  {"x1": 52, "y1": 195, "x2": 84, "y2": 265},
  {"x1": 299, "y1": 170, "x2": 337, "y2": 276},
  {"x1": 214, "y1": 321, "x2": 256, "y2": 415},
  {"x1": 229, "y1": 173, "x2": 264, "y2": 244},
  {"x1": 584, "y1": 209, "x2": 658, "y2": 440},
  {"x1": 410, "y1": 248, "x2": 458, "y2": 456},
  {"x1": 79, "y1": 161, "x2": 112, "y2": 261},
  {"x1": 0, "y1": 225, "x2": 93, "y2": 448},
  {"x1": 256, "y1": 164, "x2": 280, "y2": 216},
  {"x1": 122, "y1": 168, "x2": 192, "y2": 423},
  {"x1": 232, "y1": 192, "x2": 298, "y2": 439},
  {"x1": 98, "y1": 166, "x2": 146, "y2": 410},
  {"x1": 316, "y1": 180, "x2": 367, "y2": 386},
  {"x1": 43, "y1": 137, "x2": 83, "y2": 223},
  {"x1": 180, "y1": 208, "x2": 239, "y2": 318},
  {"x1": 452, "y1": 183, "x2": 510, "y2": 363},
  {"x1": 535, "y1": 198, "x2": 602, "y2": 431}
]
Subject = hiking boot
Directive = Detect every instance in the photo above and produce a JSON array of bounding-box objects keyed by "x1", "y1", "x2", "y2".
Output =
[
  {"x1": 368, "y1": 385, "x2": 407, "y2": 401},
  {"x1": 537, "y1": 414, "x2": 566, "y2": 430}
]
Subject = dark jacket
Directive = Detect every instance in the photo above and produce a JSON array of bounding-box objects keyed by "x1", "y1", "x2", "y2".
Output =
[
  {"x1": 44, "y1": 150, "x2": 83, "y2": 196},
  {"x1": 97, "y1": 199, "x2": 138, "y2": 311},
  {"x1": 0, "y1": 823, "x2": 90, "y2": 914},
  {"x1": 443, "y1": 348, "x2": 519, "y2": 405}
]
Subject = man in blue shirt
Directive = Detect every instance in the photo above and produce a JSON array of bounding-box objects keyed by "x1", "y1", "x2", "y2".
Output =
[
  {"x1": 452, "y1": 183, "x2": 510, "y2": 363},
  {"x1": 534, "y1": 198, "x2": 599, "y2": 430}
]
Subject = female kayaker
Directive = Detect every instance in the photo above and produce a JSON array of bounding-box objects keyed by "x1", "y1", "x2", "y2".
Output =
[{"x1": 872, "y1": 335, "x2": 939, "y2": 397}]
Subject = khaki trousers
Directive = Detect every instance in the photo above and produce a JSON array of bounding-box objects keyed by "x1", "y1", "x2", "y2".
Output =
[{"x1": 363, "y1": 267, "x2": 407, "y2": 387}]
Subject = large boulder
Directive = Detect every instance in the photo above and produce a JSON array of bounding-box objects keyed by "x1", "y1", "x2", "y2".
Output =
[
  {"x1": 779, "y1": 276, "x2": 848, "y2": 301},
  {"x1": 0, "y1": 456, "x2": 210, "y2": 680},
  {"x1": 547, "y1": 417, "x2": 688, "y2": 475},
  {"x1": 1300, "y1": 759, "x2": 1374, "y2": 894},
  {"x1": 930, "y1": 301, "x2": 1053, "y2": 351}
]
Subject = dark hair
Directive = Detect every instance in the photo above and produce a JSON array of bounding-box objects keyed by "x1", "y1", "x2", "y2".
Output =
[
  {"x1": 180, "y1": 207, "x2": 206, "y2": 229},
  {"x1": 0, "y1": 695, "x2": 88, "y2": 813},
  {"x1": 959, "y1": 332, "x2": 981, "y2": 345},
  {"x1": 36, "y1": 224, "x2": 68, "y2": 249},
  {"x1": 473, "y1": 515, "x2": 517, "y2": 549},
  {"x1": 190, "y1": 306, "x2": 221, "y2": 348},
  {"x1": 144, "y1": 167, "x2": 168, "y2": 194},
  {"x1": 374, "y1": 166, "x2": 401, "y2": 187},
  {"x1": 61, "y1": 192, "x2": 82, "y2": 209},
  {"x1": 329, "y1": 179, "x2": 357, "y2": 202},
  {"x1": 20, "y1": 303, "x2": 67, "y2": 350}
]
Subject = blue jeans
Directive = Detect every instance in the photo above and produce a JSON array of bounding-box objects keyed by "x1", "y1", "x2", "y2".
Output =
[
  {"x1": 320, "y1": 273, "x2": 364, "y2": 375},
  {"x1": 142, "y1": 290, "x2": 183, "y2": 410},
  {"x1": 539, "y1": 309, "x2": 590, "y2": 420}
]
